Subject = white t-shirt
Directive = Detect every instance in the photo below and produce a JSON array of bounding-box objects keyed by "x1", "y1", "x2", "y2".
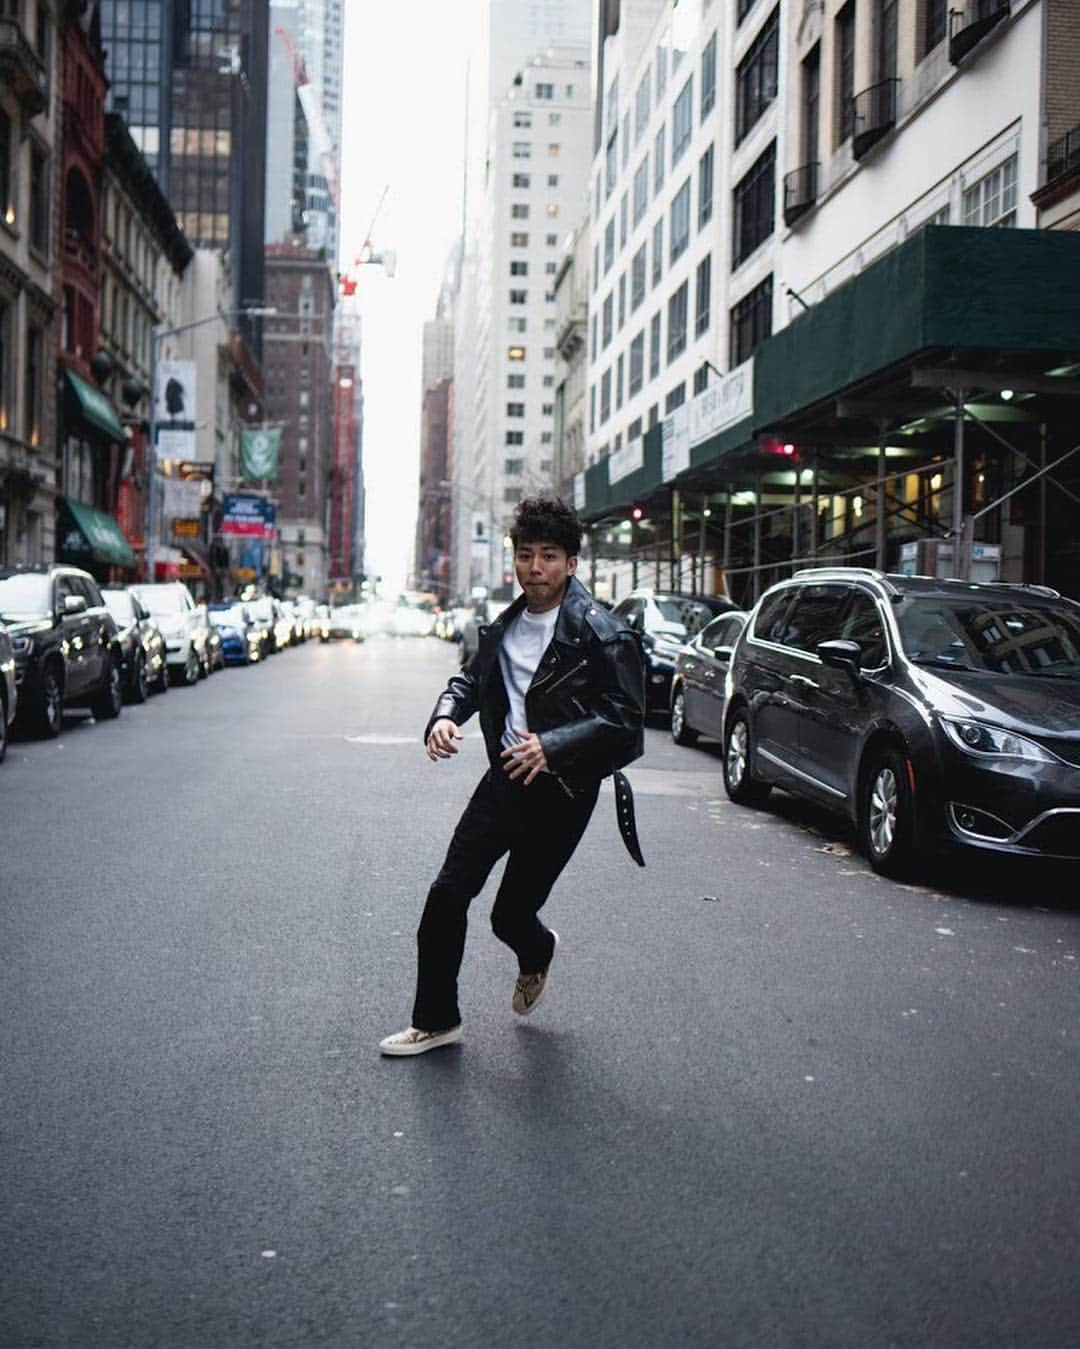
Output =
[{"x1": 499, "y1": 605, "x2": 560, "y2": 750}]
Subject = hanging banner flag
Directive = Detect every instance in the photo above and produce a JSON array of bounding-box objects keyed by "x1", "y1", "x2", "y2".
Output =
[
  {"x1": 240, "y1": 426, "x2": 283, "y2": 481},
  {"x1": 221, "y1": 493, "x2": 277, "y2": 538}
]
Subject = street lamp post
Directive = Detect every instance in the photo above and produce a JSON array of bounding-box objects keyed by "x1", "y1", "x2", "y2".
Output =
[{"x1": 145, "y1": 305, "x2": 276, "y2": 581}]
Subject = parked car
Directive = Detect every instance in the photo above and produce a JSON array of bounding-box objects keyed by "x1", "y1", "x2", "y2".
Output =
[
  {"x1": 0, "y1": 566, "x2": 124, "y2": 737},
  {"x1": 243, "y1": 595, "x2": 280, "y2": 653},
  {"x1": 102, "y1": 588, "x2": 168, "y2": 700},
  {"x1": 612, "y1": 589, "x2": 738, "y2": 713},
  {"x1": 208, "y1": 602, "x2": 265, "y2": 664},
  {"x1": 191, "y1": 605, "x2": 224, "y2": 674},
  {"x1": 320, "y1": 604, "x2": 366, "y2": 642},
  {"x1": 722, "y1": 567, "x2": 1080, "y2": 875},
  {"x1": 670, "y1": 610, "x2": 748, "y2": 746},
  {"x1": 131, "y1": 581, "x2": 207, "y2": 685},
  {"x1": 458, "y1": 600, "x2": 494, "y2": 666},
  {"x1": 0, "y1": 622, "x2": 17, "y2": 763}
]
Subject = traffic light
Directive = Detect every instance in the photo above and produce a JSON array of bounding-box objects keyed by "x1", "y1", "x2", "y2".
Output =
[
  {"x1": 630, "y1": 504, "x2": 644, "y2": 522},
  {"x1": 761, "y1": 437, "x2": 800, "y2": 461}
]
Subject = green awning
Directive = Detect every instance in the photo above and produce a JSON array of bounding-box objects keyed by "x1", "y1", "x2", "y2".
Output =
[
  {"x1": 58, "y1": 498, "x2": 136, "y2": 568},
  {"x1": 65, "y1": 369, "x2": 126, "y2": 441}
]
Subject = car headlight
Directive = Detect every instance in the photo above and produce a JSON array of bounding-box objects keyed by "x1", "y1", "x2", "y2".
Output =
[{"x1": 940, "y1": 717, "x2": 1054, "y2": 763}]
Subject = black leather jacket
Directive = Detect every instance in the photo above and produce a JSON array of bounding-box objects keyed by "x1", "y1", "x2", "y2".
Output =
[{"x1": 426, "y1": 575, "x2": 645, "y2": 788}]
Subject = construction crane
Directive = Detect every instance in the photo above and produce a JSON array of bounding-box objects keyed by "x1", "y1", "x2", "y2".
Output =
[{"x1": 274, "y1": 25, "x2": 340, "y2": 215}]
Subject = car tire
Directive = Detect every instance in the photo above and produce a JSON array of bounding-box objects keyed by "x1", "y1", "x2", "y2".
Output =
[
  {"x1": 670, "y1": 686, "x2": 699, "y2": 746},
  {"x1": 33, "y1": 662, "x2": 64, "y2": 738},
  {"x1": 174, "y1": 648, "x2": 199, "y2": 687},
  {"x1": 130, "y1": 654, "x2": 149, "y2": 704},
  {"x1": 157, "y1": 663, "x2": 169, "y2": 693},
  {"x1": 860, "y1": 747, "x2": 916, "y2": 878},
  {"x1": 723, "y1": 709, "x2": 772, "y2": 807},
  {"x1": 92, "y1": 653, "x2": 123, "y2": 720}
]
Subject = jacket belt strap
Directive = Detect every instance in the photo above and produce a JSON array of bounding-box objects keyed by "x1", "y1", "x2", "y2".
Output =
[{"x1": 613, "y1": 770, "x2": 645, "y2": 867}]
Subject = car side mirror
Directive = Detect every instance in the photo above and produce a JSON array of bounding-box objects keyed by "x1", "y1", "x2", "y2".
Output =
[
  {"x1": 62, "y1": 594, "x2": 87, "y2": 616},
  {"x1": 712, "y1": 644, "x2": 734, "y2": 663},
  {"x1": 817, "y1": 638, "x2": 862, "y2": 678}
]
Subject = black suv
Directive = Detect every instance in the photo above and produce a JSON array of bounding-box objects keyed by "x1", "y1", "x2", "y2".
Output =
[
  {"x1": 722, "y1": 568, "x2": 1080, "y2": 874},
  {"x1": 612, "y1": 589, "x2": 738, "y2": 713},
  {"x1": 0, "y1": 566, "x2": 124, "y2": 737}
]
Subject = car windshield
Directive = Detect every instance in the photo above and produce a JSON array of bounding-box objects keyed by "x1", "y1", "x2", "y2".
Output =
[
  {"x1": 0, "y1": 573, "x2": 49, "y2": 618},
  {"x1": 247, "y1": 599, "x2": 272, "y2": 619},
  {"x1": 653, "y1": 598, "x2": 716, "y2": 637},
  {"x1": 103, "y1": 591, "x2": 135, "y2": 622},
  {"x1": 210, "y1": 606, "x2": 245, "y2": 626},
  {"x1": 897, "y1": 596, "x2": 1080, "y2": 676},
  {"x1": 133, "y1": 586, "x2": 186, "y2": 615}
]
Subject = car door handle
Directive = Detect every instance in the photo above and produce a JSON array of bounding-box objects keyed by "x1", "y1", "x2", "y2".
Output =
[{"x1": 790, "y1": 673, "x2": 819, "y2": 689}]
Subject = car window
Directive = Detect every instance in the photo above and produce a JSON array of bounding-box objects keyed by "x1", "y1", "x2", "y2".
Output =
[
  {"x1": 700, "y1": 614, "x2": 736, "y2": 651},
  {"x1": 776, "y1": 584, "x2": 850, "y2": 653},
  {"x1": 896, "y1": 596, "x2": 1080, "y2": 675},
  {"x1": 841, "y1": 591, "x2": 887, "y2": 668},
  {"x1": 752, "y1": 589, "x2": 795, "y2": 643},
  {"x1": 0, "y1": 572, "x2": 50, "y2": 616},
  {"x1": 55, "y1": 575, "x2": 81, "y2": 610},
  {"x1": 77, "y1": 576, "x2": 102, "y2": 607}
]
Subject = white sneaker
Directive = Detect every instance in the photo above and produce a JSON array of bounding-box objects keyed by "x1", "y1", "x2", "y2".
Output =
[
  {"x1": 379, "y1": 1024, "x2": 463, "y2": 1056},
  {"x1": 512, "y1": 930, "x2": 559, "y2": 1016}
]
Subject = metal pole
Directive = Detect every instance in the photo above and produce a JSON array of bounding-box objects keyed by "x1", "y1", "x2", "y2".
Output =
[
  {"x1": 875, "y1": 421, "x2": 887, "y2": 571},
  {"x1": 145, "y1": 332, "x2": 157, "y2": 581},
  {"x1": 752, "y1": 472, "x2": 762, "y2": 602},
  {"x1": 952, "y1": 391, "x2": 966, "y2": 580},
  {"x1": 1039, "y1": 423, "x2": 1047, "y2": 586},
  {"x1": 723, "y1": 491, "x2": 732, "y2": 591},
  {"x1": 670, "y1": 487, "x2": 680, "y2": 589},
  {"x1": 698, "y1": 493, "x2": 707, "y2": 594},
  {"x1": 792, "y1": 468, "x2": 802, "y2": 575},
  {"x1": 810, "y1": 452, "x2": 819, "y2": 559}
]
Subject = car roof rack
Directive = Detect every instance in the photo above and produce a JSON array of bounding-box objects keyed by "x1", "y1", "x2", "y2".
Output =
[{"x1": 790, "y1": 566, "x2": 901, "y2": 597}]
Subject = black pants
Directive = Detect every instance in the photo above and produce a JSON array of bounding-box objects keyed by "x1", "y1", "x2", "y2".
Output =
[{"x1": 411, "y1": 767, "x2": 601, "y2": 1031}]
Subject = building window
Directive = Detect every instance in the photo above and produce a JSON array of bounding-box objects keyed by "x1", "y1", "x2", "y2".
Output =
[
  {"x1": 510, "y1": 260, "x2": 528, "y2": 276},
  {"x1": 508, "y1": 373, "x2": 526, "y2": 388},
  {"x1": 802, "y1": 44, "x2": 821, "y2": 169},
  {"x1": 667, "y1": 282, "x2": 688, "y2": 363},
  {"x1": 513, "y1": 173, "x2": 531, "y2": 188},
  {"x1": 606, "y1": 132, "x2": 618, "y2": 198},
  {"x1": 509, "y1": 289, "x2": 527, "y2": 304},
  {"x1": 508, "y1": 346, "x2": 526, "y2": 360},
  {"x1": 506, "y1": 402, "x2": 525, "y2": 417},
  {"x1": 656, "y1": 40, "x2": 668, "y2": 100},
  {"x1": 737, "y1": 0, "x2": 760, "y2": 22},
  {"x1": 513, "y1": 141, "x2": 532, "y2": 158},
  {"x1": 0, "y1": 108, "x2": 13, "y2": 227},
  {"x1": 665, "y1": 383, "x2": 686, "y2": 414},
  {"x1": 672, "y1": 77, "x2": 694, "y2": 165},
  {"x1": 604, "y1": 218, "x2": 615, "y2": 272},
  {"x1": 652, "y1": 218, "x2": 664, "y2": 286},
  {"x1": 590, "y1": 384, "x2": 596, "y2": 432},
  {"x1": 619, "y1": 191, "x2": 628, "y2": 246},
  {"x1": 535, "y1": 83, "x2": 553, "y2": 100},
  {"x1": 622, "y1": 112, "x2": 631, "y2": 169},
  {"x1": 629, "y1": 332, "x2": 645, "y2": 396},
  {"x1": 602, "y1": 293, "x2": 614, "y2": 348},
  {"x1": 732, "y1": 142, "x2": 775, "y2": 268},
  {"x1": 590, "y1": 312, "x2": 598, "y2": 360},
  {"x1": 670, "y1": 178, "x2": 691, "y2": 264},
  {"x1": 635, "y1": 70, "x2": 651, "y2": 141},
  {"x1": 511, "y1": 232, "x2": 529, "y2": 246},
  {"x1": 504, "y1": 487, "x2": 521, "y2": 504},
  {"x1": 616, "y1": 353, "x2": 624, "y2": 410},
  {"x1": 514, "y1": 112, "x2": 533, "y2": 129},
  {"x1": 546, "y1": 233, "x2": 558, "y2": 246},
  {"x1": 618, "y1": 273, "x2": 626, "y2": 330},
  {"x1": 25, "y1": 325, "x2": 42, "y2": 447},
  {"x1": 701, "y1": 32, "x2": 717, "y2": 118},
  {"x1": 693, "y1": 364, "x2": 709, "y2": 395},
  {"x1": 633, "y1": 156, "x2": 649, "y2": 227},
  {"x1": 963, "y1": 155, "x2": 1018, "y2": 228},
  {"x1": 29, "y1": 144, "x2": 49, "y2": 257},
  {"x1": 548, "y1": 174, "x2": 559, "y2": 187},
  {"x1": 505, "y1": 457, "x2": 525, "y2": 475},
  {"x1": 730, "y1": 274, "x2": 773, "y2": 365},
  {"x1": 600, "y1": 368, "x2": 612, "y2": 422},
  {"x1": 650, "y1": 311, "x2": 662, "y2": 378},
  {"x1": 698, "y1": 144, "x2": 714, "y2": 229},
  {"x1": 506, "y1": 432, "x2": 524, "y2": 447},
  {"x1": 836, "y1": 2, "x2": 856, "y2": 146},
  {"x1": 923, "y1": 0, "x2": 948, "y2": 54},
  {"x1": 735, "y1": 8, "x2": 779, "y2": 146},
  {"x1": 695, "y1": 254, "x2": 712, "y2": 337},
  {"x1": 509, "y1": 317, "x2": 527, "y2": 334},
  {"x1": 548, "y1": 144, "x2": 560, "y2": 157},
  {"x1": 629, "y1": 417, "x2": 643, "y2": 441},
  {"x1": 654, "y1": 124, "x2": 666, "y2": 194},
  {"x1": 511, "y1": 203, "x2": 529, "y2": 219},
  {"x1": 877, "y1": 0, "x2": 899, "y2": 82},
  {"x1": 631, "y1": 244, "x2": 647, "y2": 312}
]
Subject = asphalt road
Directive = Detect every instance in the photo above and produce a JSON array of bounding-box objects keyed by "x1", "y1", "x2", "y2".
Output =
[{"x1": 1, "y1": 636, "x2": 1078, "y2": 1349}]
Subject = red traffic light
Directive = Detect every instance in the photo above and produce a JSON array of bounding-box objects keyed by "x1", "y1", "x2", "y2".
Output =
[
  {"x1": 761, "y1": 437, "x2": 799, "y2": 460},
  {"x1": 630, "y1": 504, "x2": 644, "y2": 522}
]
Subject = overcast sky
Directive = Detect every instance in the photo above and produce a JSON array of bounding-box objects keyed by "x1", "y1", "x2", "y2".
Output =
[{"x1": 337, "y1": 2, "x2": 471, "y2": 593}]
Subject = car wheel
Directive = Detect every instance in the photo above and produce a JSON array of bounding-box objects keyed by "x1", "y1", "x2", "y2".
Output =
[
  {"x1": 860, "y1": 748, "x2": 915, "y2": 877},
  {"x1": 92, "y1": 654, "x2": 123, "y2": 720},
  {"x1": 130, "y1": 654, "x2": 149, "y2": 704},
  {"x1": 156, "y1": 662, "x2": 169, "y2": 693},
  {"x1": 176, "y1": 648, "x2": 199, "y2": 686},
  {"x1": 670, "y1": 686, "x2": 699, "y2": 747},
  {"x1": 34, "y1": 663, "x2": 64, "y2": 738},
  {"x1": 723, "y1": 710, "x2": 772, "y2": 806}
]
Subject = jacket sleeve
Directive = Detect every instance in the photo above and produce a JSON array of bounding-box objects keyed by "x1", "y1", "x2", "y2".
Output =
[
  {"x1": 423, "y1": 660, "x2": 481, "y2": 742},
  {"x1": 537, "y1": 629, "x2": 645, "y2": 775}
]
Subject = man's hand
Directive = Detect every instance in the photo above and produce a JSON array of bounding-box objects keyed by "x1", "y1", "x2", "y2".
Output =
[
  {"x1": 500, "y1": 730, "x2": 548, "y2": 786},
  {"x1": 426, "y1": 718, "x2": 463, "y2": 762}
]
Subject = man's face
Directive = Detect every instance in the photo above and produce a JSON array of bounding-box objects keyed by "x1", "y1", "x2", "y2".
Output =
[{"x1": 514, "y1": 539, "x2": 577, "y2": 611}]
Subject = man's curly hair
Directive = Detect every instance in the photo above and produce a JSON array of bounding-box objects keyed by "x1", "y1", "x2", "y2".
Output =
[{"x1": 509, "y1": 496, "x2": 582, "y2": 558}]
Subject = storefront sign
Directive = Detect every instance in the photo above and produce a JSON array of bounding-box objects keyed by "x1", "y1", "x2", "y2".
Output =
[
  {"x1": 608, "y1": 437, "x2": 644, "y2": 485},
  {"x1": 689, "y1": 358, "x2": 754, "y2": 448},
  {"x1": 220, "y1": 493, "x2": 277, "y2": 538},
  {"x1": 171, "y1": 518, "x2": 201, "y2": 538},
  {"x1": 661, "y1": 405, "x2": 690, "y2": 481}
]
